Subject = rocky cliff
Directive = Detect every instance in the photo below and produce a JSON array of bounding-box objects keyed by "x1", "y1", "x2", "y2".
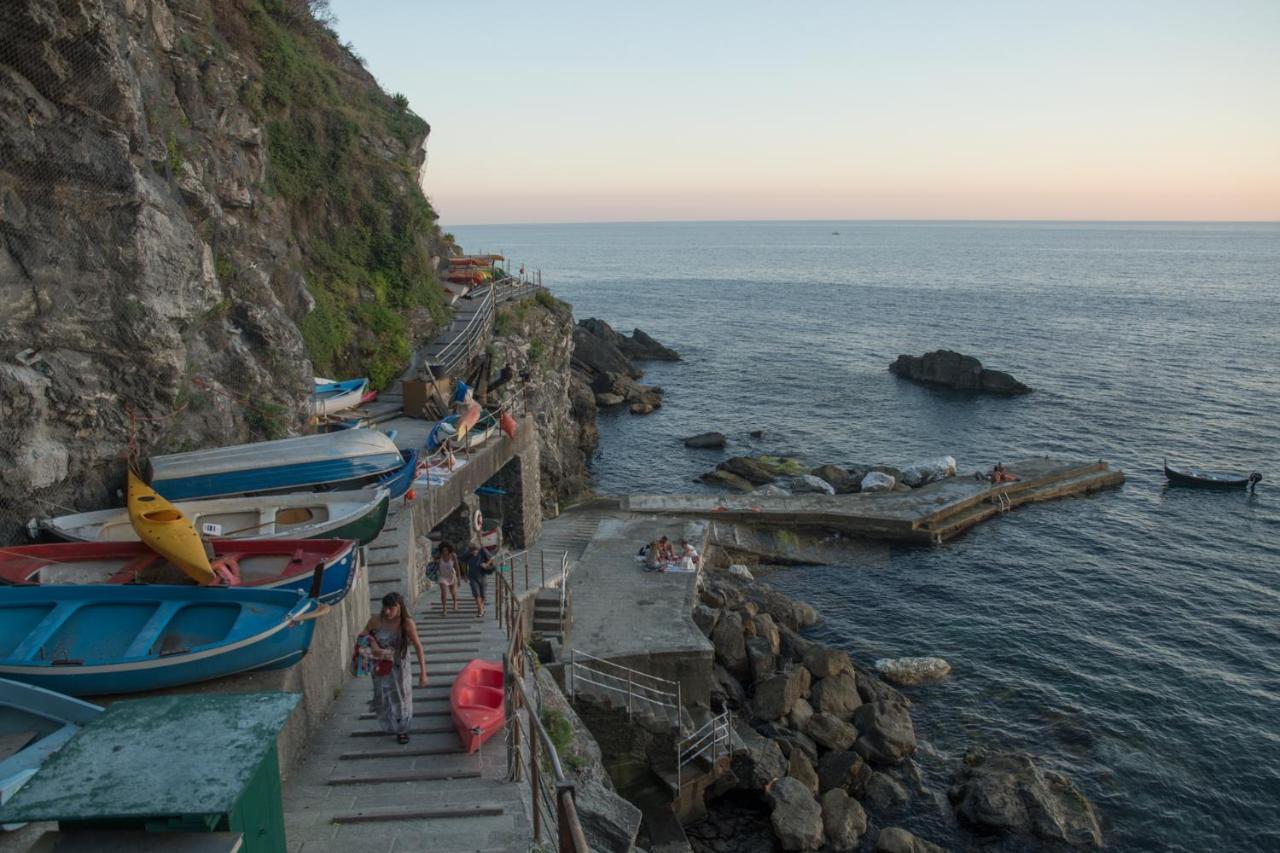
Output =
[
  {"x1": 489, "y1": 291, "x2": 598, "y2": 512},
  {"x1": 0, "y1": 0, "x2": 451, "y2": 539}
]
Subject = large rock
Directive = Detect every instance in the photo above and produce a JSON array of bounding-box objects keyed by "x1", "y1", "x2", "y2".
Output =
[
  {"x1": 712, "y1": 663, "x2": 745, "y2": 710},
  {"x1": 875, "y1": 827, "x2": 947, "y2": 853},
  {"x1": 810, "y1": 671, "x2": 862, "y2": 720},
  {"x1": 752, "y1": 613, "x2": 781, "y2": 655},
  {"x1": 854, "y1": 665, "x2": 909, "y2": 706},
  {"x1": 692, "y1": 604, "x2": 720, "y2": 638},
  {"x1": 747, "y1": 637, "x2": 777, "y2": 685},
  {"x1": 864, "y1": 770, "x2": 911, "y2": 812},
  {"x1": 809, "y1": 464, "x2": 859, "y2": 494},
  {"x1": 779, "y1": 625, "x2": 816, "y2": 664},
  {"x1": 767, "y1": 776, "x2": 824, "y2": 851},
  {"x1": 788, "y1": 474, "x2": 835, "y2": 495},
  {"x1": 804, "y1": 712, "x2": 858, "y2": 752},
  {"x1": 712, "y1": 610, "x2": 748, "y2": 678},
  {"x1": 874, "y1": 656, "x2": 952, "y2": 686},
  {"x1": 948, "y1": 749, "x2": 1103, "y2": 847},
  {"x1": 889, "y1": 350, "x2": 1031, "y2": 395},
  {"x1": 820, "y1": 789, "x2": 868, "y2": 851},
  {"x1": 684, "y1": 431, "x2": 726, "y2": 449},
  {"x1": 573, "y1": 324, "x2": 641, "y2": 378},
  {"x1": 731, "y1": 720, "x2": 788, "y2": 791},
  {"x1": 803, "y1": 647, "x2": 853, "y2": 680},
  {"x1": 753, "y1": 666, "x2": 807, "y2": 721},
  {"x1": 579, "y1": 318, "x2": 680, "y2": 363},
  {"x1": 700, "y1": 468, "x2": 755, "y2": 492},
  {"x1": 787, "y1": 748, "x2": 820, "y2": 796},
  {"x1": 817, "y1": 750, "x2": 871, "y2": 797},
  {"x1": 787, "y1": 697, "x2": 815, "y2": 733},
  {"x1": 852, "y1": 701, "x2": 917, "y2": 765},
  {"x1": 718, "y1": 456, "x2": 780, "y2": 485}
]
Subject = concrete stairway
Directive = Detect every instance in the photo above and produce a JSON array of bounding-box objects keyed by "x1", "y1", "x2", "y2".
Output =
[
  {"x1": 282, "y1": 596, "x2": 530, "y2": 852},
  {"x1": 537, "y1": 499, "x2": 617, "y2": 565}
]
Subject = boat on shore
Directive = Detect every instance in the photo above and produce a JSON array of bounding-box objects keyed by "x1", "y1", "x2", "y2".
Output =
[
  {"x1": 147, "y1": 429, "x2": 404, "y2": 501},
  {"x1": 313, "y1": 377, "x2": 369, "y2": 417},
  {"x1": 0, "y1": 538, "x2": 361, "y2": 604},
  {"x1": 450, "y1": 659, "x2": 504, "y2": 754},
  {"x1": 35, "y1": 488, "x2": 390, "y2": 546},
  {"x1": 0, "y1": 679, "x2": 102, "y2": 816},
  {"x1": 1163, "y1": 459, "x2": 1261, "y2": 490},
  {"x1": 126, "y1": 471, "x2": 213, "y2": 585},
  {"x1": 0, "y1": 586, "x2": 325, "y2": 696}
]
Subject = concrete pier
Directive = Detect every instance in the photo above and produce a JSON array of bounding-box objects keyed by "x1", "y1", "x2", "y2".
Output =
[{"x1": 623, "y1": 457, "x2": 1125, "y2": 544}]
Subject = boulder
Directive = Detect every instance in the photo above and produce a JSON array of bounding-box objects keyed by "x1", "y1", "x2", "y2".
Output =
[
  {"x1": 787, "y1": 696, "x2": 815, "y2": 731},
  {"x1": 875, "y1": 827, "x2": 947, "y2": 853},
  {"x1": 948, "y1": 749, "x2": 1103, "y2": 847},
  {"x1": 809, "y1": 464, "x2": 857, "y2": 494},
  {"x1": 624, "y1": 327, "x2": 681, "y2": 361},
  {"x1": 889, "y1": 350, "x2": 1031, "y2": 395},
  {"x1": 810, "y1": 671, "x2": 862, "y2": 719},
  {"x1": 718, "y1": 456, "x2": 779, "y2": 485},
  {"x1": 787, "y1": 748, "x2": 820, "y2": 796},
  {"x1": 861, "y1": 471, "x2": 896, "y2": 492},
  {"x1": 754, "y1": 589, "x2": 805, "y2": 631},
  {"x1": 753, "y1": 666, "x2": 807, "y2": 720},
  {"x1": 684, "y1": 431, "x2": 726, "y2": 449},
  {"x1": 573, "y1": 325, "x2": 641, "y2": 378},
  {"x1": 712, "y1": 663, "x2": 745, "y2": 710},
  {"x1": 804, "y1": 712, "x2": 858, "y2": 752},
  {"x1": 788, "y1": 474, "x2": 835, "y2": 495},
  {"x1": 852, "y1": 701, "x2": 917, "y2": 766},
  {"x1": 752, "y1": 483, "x2": 791, "y2": 496},
  {"x1": 700, "y1": 585, "x2": 727, "y2": 609},
  {"x1": 817, "y1": 750, "x2": 871, "y2": 797},
  {"x1": 712, "y1": 610, "x2": 748, "y2": 678},
  {"x1": 820, "y1": 789, "x2": 868, "y2": 851},
  {"x1": 752, "y1": 613, "x2": 781, "y2": 655},
  {"x1": 779, "y1": 625, "x2": 815, "y2": 663},
  {"x1": 803, "y1": 647, "x2": 853, "y2": 680},
  {"x1": 794, "y1": 601, "x2": 820, "y2": 627},
  {"x1": 595, "y1": 392, "x2": 625, "y2": 407},
  {"x1": 700, "y1": 468, "x2": 755, "y2": 492},
  {"x1": 692, "y1": 604, "x2": 720, "y2": 638},
  {"x1": 863, "y1": 770, "x2": 911, "y2": 812},
  {"x1": 747, "y1": 637, "x2": 777, "y2": 685},
  {"x1": 854, "y1": 665, "x2": 909, "y2": 706},
  {"x1": 767, "y1": 776, "x2": 824, "y2": 851},
  {"x1": 898, "y1": 456, "x2": 957, "y2": 488},
  {"x1": 874, "y1": 656, "x2": 952, "y2": 686},
  {"x1": 728, "y1": 563, "x2": 755, "y2": 581},
  {"x1": 731, "y1": 720, "x2": 788, "y2": 791}
]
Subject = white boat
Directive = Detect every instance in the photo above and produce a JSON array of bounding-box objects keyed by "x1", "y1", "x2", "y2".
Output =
[
  {"x1": 313, "y1": 377, "x2": 369, "y2": 417},
  {"x1": 0, "y1": 679, "x2": 102, "y2": 822},
  {"x1": 33, "y1": 488, "x2": 390, "y2": 546}
]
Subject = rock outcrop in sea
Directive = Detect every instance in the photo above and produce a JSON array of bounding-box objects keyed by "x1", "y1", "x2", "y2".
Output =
[
  {"x1": 571, "y1": 318, "x2": 677, "y2": 414},
  {"x1": 889, "y1": 350, "x2": 1031, "y2": 395}
]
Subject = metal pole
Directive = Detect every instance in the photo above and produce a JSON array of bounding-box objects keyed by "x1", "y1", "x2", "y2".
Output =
[
  {"x1": 530, "y1": 709, "x2": 542, "y2": 843},
  {"x1": 627, "y1": 672, "x2": 633, "y2": 721},
  {"x1": 541, "y1": 551, "x2": 546, "y2": 587}
]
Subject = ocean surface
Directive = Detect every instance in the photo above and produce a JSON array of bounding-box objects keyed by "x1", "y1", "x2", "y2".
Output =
[{"x1": 452, "y1": 221, "x2": 1280, "y2": 851}]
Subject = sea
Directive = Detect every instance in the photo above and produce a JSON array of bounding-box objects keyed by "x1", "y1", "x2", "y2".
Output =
[{"x1": 451, "y1": 220, "x2": 1280, "y2": 852}]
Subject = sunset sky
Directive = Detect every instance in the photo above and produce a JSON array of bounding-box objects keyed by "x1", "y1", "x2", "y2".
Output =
[{"x1": 330, "y1": 0, "x2": 1280, "y2": 225}]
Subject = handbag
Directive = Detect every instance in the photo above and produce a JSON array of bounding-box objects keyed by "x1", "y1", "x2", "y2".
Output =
[
  {"x1": 374, "y1": 659, "x2": 393, "y2": 677},
  {"x1": 350, "y1": 634, "x2": 374, "y2": 677}
]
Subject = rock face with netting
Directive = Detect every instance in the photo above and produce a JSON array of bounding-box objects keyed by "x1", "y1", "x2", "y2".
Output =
[{"x1": 0, "y1": 0, "x2": 451, "y2": 536}]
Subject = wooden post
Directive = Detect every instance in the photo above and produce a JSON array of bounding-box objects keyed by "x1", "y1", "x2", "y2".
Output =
[{"x1": 530, "y1": 708, "x2": 542, "y2": 842}]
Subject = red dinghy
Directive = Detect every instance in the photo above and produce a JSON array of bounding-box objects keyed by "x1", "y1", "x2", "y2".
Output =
[{"x1": 450, "y1": 659, "x2": 505, "y2": 754}]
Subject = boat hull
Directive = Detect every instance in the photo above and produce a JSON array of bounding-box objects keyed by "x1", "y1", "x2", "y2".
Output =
[
  {"x1": 126, "y1": 472, "x2": 214, "y2": 585},
  {"x1": 0, "y1": 679, "x2": 102, "y2": 813},
  {"x1": 450, "y1": 659, "x2": 504, "y2": 754},
  {"x1": 0, "y1": 586, "x2": 320, "y2": 697},
  {"x1": 1164, "y1": 462, "x2": 1257, "y2": 489}
]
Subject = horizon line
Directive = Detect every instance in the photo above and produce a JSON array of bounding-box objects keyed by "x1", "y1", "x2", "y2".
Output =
[{"x1": 443, "y1": 217, "x2": 1280, "y2": 228}]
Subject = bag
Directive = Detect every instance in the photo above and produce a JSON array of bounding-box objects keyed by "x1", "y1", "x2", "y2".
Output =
[
  {"x1": 350, "y1": 634, "x2": 374, "y2": 677},
  {"x1": 373, "y1": 659, "x2": 393, "y2": 678}
]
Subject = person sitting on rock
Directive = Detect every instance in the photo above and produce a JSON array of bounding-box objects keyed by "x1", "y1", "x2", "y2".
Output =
[{"x1": 990, "y1": 463, "x2": 1019, "y2": 484}]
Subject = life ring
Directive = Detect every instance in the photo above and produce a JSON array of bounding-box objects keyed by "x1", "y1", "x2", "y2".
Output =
[{"x1": 472, "y1": 509, "x2": 483, "y2": 532}]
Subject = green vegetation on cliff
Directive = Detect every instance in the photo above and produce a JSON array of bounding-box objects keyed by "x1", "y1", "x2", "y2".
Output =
[{"x1": 231, "y1": 0, "x2": 448, "y2": 387}]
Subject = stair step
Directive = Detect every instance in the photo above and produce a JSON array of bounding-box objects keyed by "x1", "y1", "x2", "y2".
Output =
[
  {"x1": 349, "y1": 724, "x2": 455, "y2": 737},
  {"x1": 331, "y1": 805, "x2": 504, "y2": 824},
  {"x1": 328, "y1": 769, "x2": 481, "y2": 786},
  {"x1": 340, "y1": 744, "x2": 464, "y2": 760}
]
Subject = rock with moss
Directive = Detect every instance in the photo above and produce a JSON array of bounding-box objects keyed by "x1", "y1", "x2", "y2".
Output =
[{"x1": 948, "y1": 749, "x2": 1102, "y2": 847}]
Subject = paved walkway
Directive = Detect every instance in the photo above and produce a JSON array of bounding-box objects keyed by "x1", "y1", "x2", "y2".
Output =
[{"x1": 282, "y1": 586, "x2": 529, "y2": 852}]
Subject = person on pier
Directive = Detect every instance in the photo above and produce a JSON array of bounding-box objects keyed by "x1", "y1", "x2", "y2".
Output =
[
  {"x1": 463, "y1": 541, "x2": 495, "y2": 620},
  {"x1": 990, "y1": 462, "x2": 1019, "y2": 484},
  {"x1": 436, "y1": 541, "x2": 461, "y2": 613},
  {"x1": 362, "y1": 592, "x2": 428, "y2": 744}
]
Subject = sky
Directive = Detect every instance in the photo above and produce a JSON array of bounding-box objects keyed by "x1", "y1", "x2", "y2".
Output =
[{"x1": 329, "y1": 0, "x2": 1280, "y2": 225}]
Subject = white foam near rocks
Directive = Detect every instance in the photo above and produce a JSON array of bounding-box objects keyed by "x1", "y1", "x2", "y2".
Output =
[{"x1": 874, "y1": 656, "x2": 952, "y2": 686}]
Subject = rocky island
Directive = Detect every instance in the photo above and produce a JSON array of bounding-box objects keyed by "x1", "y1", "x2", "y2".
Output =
[{"x1": 889, "y1": 350, "x2": 1031, "y2": 395}]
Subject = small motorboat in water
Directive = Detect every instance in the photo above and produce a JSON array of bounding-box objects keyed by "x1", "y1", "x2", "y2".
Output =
[{"x1": 1163, "y1": 459, "x2": 1261, "y2": 491}]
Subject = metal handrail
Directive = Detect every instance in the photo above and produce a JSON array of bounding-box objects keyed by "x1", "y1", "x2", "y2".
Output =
[
  {"x1": 569, "y1": 648, "x2": 681, "y2": 691},
  {"x1": 676, "y1": 710, "x2": 732, "y2": 790},
  {"x1": 428, "y1": 284, "x2": 496, "y2": 378}
]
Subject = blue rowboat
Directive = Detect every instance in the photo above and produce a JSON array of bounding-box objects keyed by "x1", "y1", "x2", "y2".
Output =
[
  {"x1": 313, "y1": 377, "x2": 369, "y2": 417},
  {"x1": 0, "y1": 680, "x2": 101, "y2": 817},
  {"x1": 375, "y1": 449, "x2": 419, "y2": 500},
  {"x1": 148, "y1": 429, "x2": 403, "y2": 501},
  {"x1": 0, "y1": 586, "x2": 324, "y2": 696},
  {"x1": 314, "y1": 377, "x2": 367, "y2": 395}
]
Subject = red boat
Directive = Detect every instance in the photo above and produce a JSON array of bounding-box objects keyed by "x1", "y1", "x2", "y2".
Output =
[
  {"x1": 450, "y1": 659, "x2": 505, "y2": 754},
  {"x1": 0, "y1": 538, "x2": 357, "y2": 602}
]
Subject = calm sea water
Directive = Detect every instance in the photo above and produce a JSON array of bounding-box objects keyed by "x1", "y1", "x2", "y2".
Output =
[{"x1": 453, "y1": 221, "x2": 1280, "y2": 851}]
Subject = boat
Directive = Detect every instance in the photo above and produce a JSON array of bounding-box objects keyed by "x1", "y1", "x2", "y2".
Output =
[
  {"x1": 0, "y1": 679, "x2": 102, "y2": 818},
  {"x1": 313, "y1": 378, "x2": 369, "y2": 417},
  {"x1": 0, "y1": 538, "x2": 361, "y2": 605},
  {"x1": 449, "y1": 659, "x2": 504, "y2": 754},
  {"x1": 0, "y1": 585, "x2": 326, "y2": 696},
  {"x1": 147, "y1": 429, "x2": 404, "y2": 501},
  {"x1": 1163, "y1": 459, "x2": 1261, "y2": 490},
  {"x1": 375, "y1": 449, "x2": 419, "y2": 500},
  {"x1": 126, "y1": 471, "x2": 214, "y2": 585},
  {"x1": 423, "y1": 410, "x2": 497, "y2": 453},
  {"x1": 455, "y1": 402, "x2": 481, "y2": 441},
  {"x1": 34, "y1": 488, "x2": 389, "y2": 547}
]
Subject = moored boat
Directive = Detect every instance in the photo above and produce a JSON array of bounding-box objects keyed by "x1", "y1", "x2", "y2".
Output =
[
  {"x1": 450, "y1": 659, "x2": 504, "y2": 754},
  {"x1": 375, "y1": 449, "x2": 419, "y2": 500},
  {"x1": 1163, "y1": 459, "x2": 1261, "y2": 490},
  {"x1": 0, "y1": 679, "x2": 102, "y2": 815},
  {"x1": 0, "y1": 585, "x2": 325, "y2": 696},
  {"x1": 126, "y1": 471, "x2": 214, "y2": 585},
  {"x1": 36, "y1": 488, "x2": 390, "y2": 546},
  {"x1": 313, "y1": 377, "x2": 369, "y2": 417},
  {"x1": 147, "y1": 429, "x2": 404, "y2": 501},
  {"x1": 0, "y1": 538, "x2": 361, "y2": 605}
]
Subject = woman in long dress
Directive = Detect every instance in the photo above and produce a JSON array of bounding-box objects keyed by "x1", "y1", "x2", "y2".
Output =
[{"x1": 364, "y1": 591, "x2": 428, "y2": 743}]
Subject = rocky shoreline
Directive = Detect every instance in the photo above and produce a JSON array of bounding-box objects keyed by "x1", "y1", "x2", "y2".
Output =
[{"x1": 686, "y1": 562, "x2": 1102, "y2": 852}]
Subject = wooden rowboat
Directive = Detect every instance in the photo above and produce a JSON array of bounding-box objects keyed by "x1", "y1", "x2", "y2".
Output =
[
  {"x1": 1163, "y1": 459, "x2": 1261, "y2": 490},
  {"x1": 450, "y1": 659, "x2": 504, "y2": 754},
  {"x1": 0, "y1": 539, "x2": 361, "y2": 605},
  {"x1": 0, "y1": 586, "x2": 325, "y2": 696},
  {"x1": 36, "y1": 488, "x2": 389, "y2": 547},
  {"x1": 0, "y1": 679, "x2": 102, "y2": 816},
  {"x1": 313, "y1": 377, "x2": 369, "y2": 417}
]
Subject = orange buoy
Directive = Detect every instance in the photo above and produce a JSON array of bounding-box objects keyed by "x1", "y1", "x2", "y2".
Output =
[{"x1": 499, "y1": 412, "x2": 517, "y2": 439}]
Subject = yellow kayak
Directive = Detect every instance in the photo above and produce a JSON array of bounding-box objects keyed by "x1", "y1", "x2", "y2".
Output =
[{"x1": 127, "y1": 470, "x2": 215, "y2": 584}]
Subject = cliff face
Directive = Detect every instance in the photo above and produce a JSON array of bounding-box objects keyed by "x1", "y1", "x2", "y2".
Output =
[
  {"x1": 0, "y1": 0, "x2": 449, "y2": 538},
  {"x1": 489, "y1": 293, "x2": 598, "y2": 511}
]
